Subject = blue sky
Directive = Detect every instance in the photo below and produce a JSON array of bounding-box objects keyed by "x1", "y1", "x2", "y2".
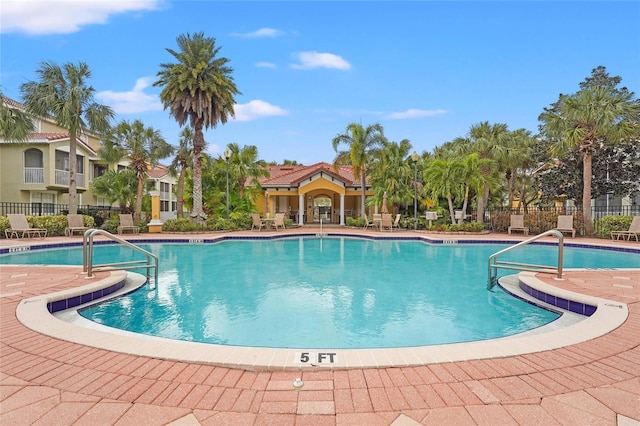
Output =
[{"x1": 2, "y1": 1, "x2": 639, "y2": 165}]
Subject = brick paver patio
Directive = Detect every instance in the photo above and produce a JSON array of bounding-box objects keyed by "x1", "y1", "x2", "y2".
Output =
[{"x1": 1, "y1": 229, "x2": 638, "y2": 425}]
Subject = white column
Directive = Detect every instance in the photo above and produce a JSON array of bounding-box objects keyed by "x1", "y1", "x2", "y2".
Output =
[
  {"x1": 340, "y1": 194, "x2": 345, "y2": 225},
  {"x1": 298, "y1": 193, "x2": 304, "y2": 226}
]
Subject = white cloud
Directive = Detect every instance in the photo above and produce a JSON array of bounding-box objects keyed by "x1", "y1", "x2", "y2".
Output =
[
  {"x1": 386, "y1": 109, "x2": 447, "y2": 120},
  {"x1": 233, "y1": 100, "x2": 288, "y2": 121},
  {"x1": 1, "y1": 0, "x2": 162, "y2": 35},
  {"x1": 96, "y1": 77, "x2": 163, "y2": 114},
  {"x1": 290, "y1": 52, "x2": 351, "y2": 70},
  {"x1": 255, "y1": 62, "x2": 277, "y2": 69},
  {"x1": 232, "y1": 27, "x2": 282, "y2": 38}
]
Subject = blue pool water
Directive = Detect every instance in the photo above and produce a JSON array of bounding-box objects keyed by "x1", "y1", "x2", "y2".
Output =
[{"x1": 2, "y1": 238, "x2": 638, "y2": 349}]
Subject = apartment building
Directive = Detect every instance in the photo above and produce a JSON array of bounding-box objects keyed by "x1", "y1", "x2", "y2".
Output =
[{"x1": 0, "y1": 97, "x2": 177, "y2": 218}]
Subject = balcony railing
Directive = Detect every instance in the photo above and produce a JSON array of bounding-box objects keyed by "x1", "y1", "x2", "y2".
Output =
[
  {"x1": 24, "y1": 167, "x2": 44, "y2": 184},
  {"x1": 55, "y1": 170, "x2": 85, "y2": 187}
]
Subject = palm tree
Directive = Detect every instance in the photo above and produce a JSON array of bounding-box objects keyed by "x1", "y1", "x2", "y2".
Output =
[
  {"x1": 539, "y1": 85, "x2": 640, "y2": 234},
  {"x1": 91, "y1": 169, "x2": 137, "y2": 212},
  {"x1": 0, "y1": 91, "x2": 35, "y2": 142},
  {"x1": 464, "y1": 122, "x2": 510, "y2": 222},
  {"x1": 225, "y1": 143, "x2": 269, "y2": 199},
  {"x1": 20, "y1": 61, "x2": 114, "y2": 214},
  {"x1": 332, "y1": 122, "x2": 386, "y2": 217},
  {"x1": 169, "y1": 127, "x2": 194, "y2": 218},
  {"x1": 423, "y1": 158, "x2": 464, "y2": 224},
  {"x1": 101, "y1": 119, "x2": 173, "y2": 221},
  {"x1": 368, "y1": 139, "x2": 414, "y2": 210},
  {"x1": 154, "y1": 32, "x2": 241, "y2": 224}
]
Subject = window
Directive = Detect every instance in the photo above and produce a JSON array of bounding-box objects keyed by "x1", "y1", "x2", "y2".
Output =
[{"x1": 24, "y1": 148, "x2": 43, "y2": 167}]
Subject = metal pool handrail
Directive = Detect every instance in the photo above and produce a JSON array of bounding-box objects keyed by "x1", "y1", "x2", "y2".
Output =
[
  {"x1": 82, "y1": 229, "x2": 158, "y2": 288},
  {"x1": 488, "y1": 229, "x2": 564, "y2": 290}
]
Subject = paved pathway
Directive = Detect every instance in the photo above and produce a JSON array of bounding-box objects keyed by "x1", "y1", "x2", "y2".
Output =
[{"x1": 1, "y1": 230, "x2": 639, "y2": 425}]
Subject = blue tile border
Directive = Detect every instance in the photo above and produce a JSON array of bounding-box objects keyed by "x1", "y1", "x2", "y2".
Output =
[
  {"x1": 2, "y1": 233, "x2": 640, "y2": 256},
  {"x1": 519, "y1": 280, "x2": 597, "y2": 316},
  {"x1": 47, "y1": 280, "x2": 126, "y2": 313}
]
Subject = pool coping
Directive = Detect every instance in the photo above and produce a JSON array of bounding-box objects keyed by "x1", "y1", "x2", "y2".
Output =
[{"x1": 15, "y1": 265, "x2": 631, "y2": 371}]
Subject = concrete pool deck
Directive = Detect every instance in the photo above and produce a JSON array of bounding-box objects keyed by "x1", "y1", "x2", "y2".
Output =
[{"x1": 1, "y1": 228, "x2": 639, "y2": 425}]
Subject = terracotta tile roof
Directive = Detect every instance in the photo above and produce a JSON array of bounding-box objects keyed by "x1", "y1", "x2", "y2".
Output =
[
  {"x1": 260, "y1": 162, "x2": 364, "y2": 187},
  {"x1": 26, "y1": 132, "x2": 98, "y2": 156},
  {"x1": 147, "y1": 164, "x2": 170, "y2": 179}
]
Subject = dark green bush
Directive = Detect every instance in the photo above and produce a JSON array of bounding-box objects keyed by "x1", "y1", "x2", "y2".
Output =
[
  {"x1": 595, "y1": 215, "x2": 634, "y2": 238},
  {"x1": 347, "y1": 217, "x2": 365, "y2": 227},
  {"x1": 162, "y1": 218, "x2": 197, "y2": 232}
]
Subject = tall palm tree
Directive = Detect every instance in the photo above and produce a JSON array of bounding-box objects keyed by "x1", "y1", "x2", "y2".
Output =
[
  {"x1": 20, "y1": 61, "x2": 114, "y2": 214},
  {"x1": 0, "y1": 91, "x2": 35, "y2": 142},
  {"x1": 332, "y1": 122, "x2": 386, "y2": 217},
  {"x1": 368, "y1": 139, "x2": 414, "y2": 209},
  {"x1": 169, "y1": 127, "x2": 194, "y2": 218},
  {"x1": 101, "y1": 119, "x2": 173, "y2": 221},
  {"x1": 154, "y1": 32, "x2": 241, "y2": 224},
  {"x1": 464, "y1": 122, "x2": 510, "y2": 222},
  {"x1": 539, "y1": 85, "x2": 640, "y2": 234},
  {"x1": 423, "y1": 158, "x2": 464, "y2": 223},
  {"x1": 91, "y1": 169, "x2": 137, "y2": 212},
  {"x1": 225, "y1": 142, "x2": 269, "y2": 199}
]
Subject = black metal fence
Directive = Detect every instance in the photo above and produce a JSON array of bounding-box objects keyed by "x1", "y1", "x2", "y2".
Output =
[
  {"x1": 486, "y1": 205, "x2": 639, "y2": 236},
  {"x1": 0, "y1": 202, "x2": 120, "y2": 217}
]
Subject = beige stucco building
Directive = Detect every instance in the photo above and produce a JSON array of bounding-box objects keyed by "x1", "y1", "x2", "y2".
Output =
[{"x1": 0, "y1": 97, "x2": 178, "y2": 217}]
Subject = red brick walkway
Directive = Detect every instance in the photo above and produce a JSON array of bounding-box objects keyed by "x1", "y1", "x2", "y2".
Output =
[{"x1": 1, "y1": 232, "x2": 639, "y2": 425}]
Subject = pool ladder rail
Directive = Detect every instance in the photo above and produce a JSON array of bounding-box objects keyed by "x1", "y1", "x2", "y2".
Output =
[
  {"x1": 488, "y1": 229, "x2": 564, "y2": 290},
  {"x1": 82, "y1": 229, "x2": 158, "y2": 288}
]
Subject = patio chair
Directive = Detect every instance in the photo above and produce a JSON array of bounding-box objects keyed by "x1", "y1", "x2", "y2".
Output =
[
  {"x1": 65, "y1": 214, "x2": 88, "y2": 237},
  {"x1": 272, "y1": 213, "x2": 285, "y2": 231},
  {"x1": 363, "y1": 214, "x2": 375, "y2": 230},
  {"x1": 117, "y1": 214, "x2": 139, "y2": 235},
  {"x1": 555, "y1": 215, "x2": 576, "y2": 238},
  {"x1": 392, "y1": 214, "x2": 401, "y2": 231},
  {"x1": 5, "y1": 213, "x2": 47, "y2": 239},
  {"x1": 508, "y1": 214, "x2": 529, "y2": 236},
  {"x1": 611, "y1": 216, "x2": 640, "y2": 241},
  {"x1": 380, "y1": 213, "x2": 393, "y2": 231},
  {"x1": 251, "y1": 213, "x2": 263, "y2": 231}
]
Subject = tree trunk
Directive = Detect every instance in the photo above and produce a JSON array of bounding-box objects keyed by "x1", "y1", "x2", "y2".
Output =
[
  {"x1": 582, "y1": 152, "x2": 593, "y2": 235},
  {"x1": 447, "y1": 196, "x2": 456, "y2": 224},
  {"x1": 176, "y1": 169, "x2": 185, "y2": 218},
  {"x1": 135, "y1": 174, "x2": 144, "y2": 222},
  {"x1": 360, "y1": 169, "x2": 367, "y2": 217},
  {"x1": 68, "y1": 133, "x2": 78, "y2": 214},
  {"x1": 191, "y1": 125, "x2": 206, "y2": 224}
]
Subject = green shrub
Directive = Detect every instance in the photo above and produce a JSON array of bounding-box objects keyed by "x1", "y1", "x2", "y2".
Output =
[
  {"x1": 207, "y1": 217, "x2": 235, "y2": 231},
  {"x1": 0, "y1": 216, "x2": 9, "y2": 238},
  {"x1": 347, "y1": 217, "x2": 364, "y2": 227},
  {"x1": 595, "y1": 215, "x2": 634, "y2": 238},
  {"x1": 101, "y1": 218, "x2": 120, "y2": 234},
  {"x1": 461, "y1": 222, "x2": 485, "y2": 232},
  {"x1": 162, "y1": 218, "x2": 197, "y2": 232}
]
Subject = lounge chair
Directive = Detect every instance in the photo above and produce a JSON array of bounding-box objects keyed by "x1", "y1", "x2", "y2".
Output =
[
  {"x1": 65, "y1": 214, "x2": 88, "y2": 236},
  {"x1": 380, "y1": 213, "x2": 393, "y2": 231},
  {"x1": 251, "y1": 213, "x2": 264, "y2": 231},
  {"x1": 392, "y1": 214, "x2": 401, "y2": 231},
  {"x1": 555, "y1": 215, "x2": 576, "y2": 238},
  {"x1": 5, "y1": 213, "x2": 47, "y2": 239},
  {"x1": 272, "y1": 212, "x2": 285, "y2": 231},
  {"x1": 117, "y1": 214, "x2": 139, "y2": 235},
  {"x1": 363, "y1": 214, "x2": 375, "y2": 230},
  {"x1": 611, "y1": 216, "x2": 640, "y2": 241},
  {"x1": 508, "y1": 214, "x2": 529, "y2": 236}
]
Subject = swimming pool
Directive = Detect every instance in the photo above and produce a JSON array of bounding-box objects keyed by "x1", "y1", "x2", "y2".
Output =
[{"x1": 4, "y1": 237, "x2": 638, "y2": 349}]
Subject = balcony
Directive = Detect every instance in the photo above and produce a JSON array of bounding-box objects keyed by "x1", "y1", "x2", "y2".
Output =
[
  {"x1": 53, "y1": 169, "x2": 85, "y2": 189},
  {"x1": 24, "y1": 167, "x2": 44, "y2": 184}
]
